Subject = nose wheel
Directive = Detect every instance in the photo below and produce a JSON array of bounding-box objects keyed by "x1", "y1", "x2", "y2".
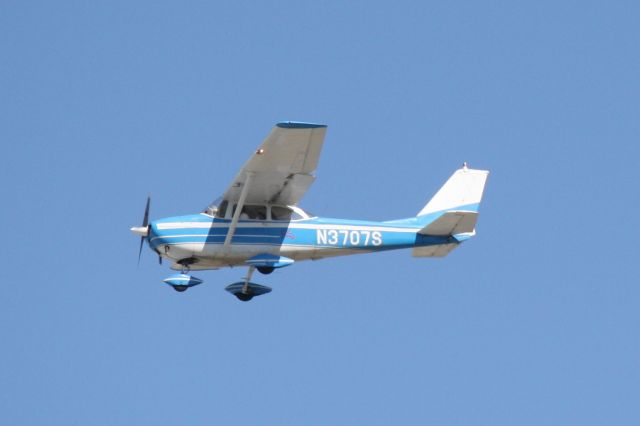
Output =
[{"x1": 163, "y1": 258, "x2": 203, "y2": 292}]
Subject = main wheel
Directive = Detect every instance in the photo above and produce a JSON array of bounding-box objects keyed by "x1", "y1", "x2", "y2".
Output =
[
  {"x1": 235, "y1": 293, "x2": 254, "y2": 302},
  {"x1": 172, "y1": 285, "x2": 188, "y2": 292},
  {"x1": 257, "y1": 266, "x2": 275, "y2": 275}
]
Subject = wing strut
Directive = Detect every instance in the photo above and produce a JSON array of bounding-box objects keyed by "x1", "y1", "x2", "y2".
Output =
[{"x1": 223, "y1": 172, "x2": 254, "y2": 248}]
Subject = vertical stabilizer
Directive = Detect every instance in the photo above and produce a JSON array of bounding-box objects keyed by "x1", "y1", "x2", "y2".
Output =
[{"x1": 418, "y1": 167, "x2": 489, "y2": 216}]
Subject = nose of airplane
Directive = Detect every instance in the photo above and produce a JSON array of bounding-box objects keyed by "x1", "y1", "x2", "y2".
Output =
[
  {"x1": 130, "y1": 226, "x2": 148, "y2": 237},
  {"x1": 147, "y1": 221, "x2": 165, "y2": 265},
  {"x1": 132, "y1": 196, "x2": 159, "y2": 265},
  {"x1": 148, "y1": 220, "x2": 158, "y2": 240}
]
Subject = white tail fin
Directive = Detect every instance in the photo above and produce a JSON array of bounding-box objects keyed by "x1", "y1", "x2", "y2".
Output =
[{"x1": 418, "y1": 167, "x2": 489, "y2": 216}]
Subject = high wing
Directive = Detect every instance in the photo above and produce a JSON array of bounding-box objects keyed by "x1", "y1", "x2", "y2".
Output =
[{"x1": 222, "y1": 122, "x2": 327, "y2": 205}]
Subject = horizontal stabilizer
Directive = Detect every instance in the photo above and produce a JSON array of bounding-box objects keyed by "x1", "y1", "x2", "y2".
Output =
[
  {"x1": 412, "y1": 243, "x2": 459, "y2": 257},
  {"x1": 419, "y1": 211, "x2": 478, "y2": 236}
]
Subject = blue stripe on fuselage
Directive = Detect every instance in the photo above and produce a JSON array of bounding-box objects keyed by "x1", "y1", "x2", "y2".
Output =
[{"x1": 148, "y1": 213, "x2": 455, "y2": 251}]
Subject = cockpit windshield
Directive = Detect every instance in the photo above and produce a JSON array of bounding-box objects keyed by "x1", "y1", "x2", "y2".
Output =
[
  {"x1": 297, "y1": 206, "x2": 315, "y2": 218},
  {"x1": 202, "y1": 196, "x2": 228, "y2": 218},
  {"x1": 288, "y1": 205, "x2": 316, "y2": 220}
]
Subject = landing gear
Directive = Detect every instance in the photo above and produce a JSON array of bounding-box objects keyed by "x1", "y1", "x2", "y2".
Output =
[
  {"x1": 229, "y1": 266, "x2": 256, "y2": 301},
  {"x1": 163, "y1": 275, "x2": 202, "y2": 292},
  {"x1": 257, "y1": 266, "x2": 275, "y2": 275},
  {"x1": 236, "y1": 292, "x2": 254, "y2": 302},
  {"x1": 178, "y1": 257, "x2": 198, "y2": 273},
  {"x1": 224, "y1": 266, "x2": 272, "y2": 301},
  {"x1": 162, "y1": 259, "x2": 203, "y2": 292},
  {"x1": 241, "y1": 266, "x2": 255, "y2": 297}
]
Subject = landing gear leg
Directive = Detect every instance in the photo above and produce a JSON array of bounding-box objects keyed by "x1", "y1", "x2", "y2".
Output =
[
  {"x1": 237, "y1": 266, "x2": 256, "y2": 301},
  {"x1": 164, "y1": 258, "x2": 201, "y2": 293},
  {"x1": 224, "y1": 266, "x2": 271, "y2": 301},
  {"x1": 178, "y1": 257, "x2": 198, "y2": 274},
  {"x1": 172, "y1": 262, "x2": 191, "y2": 293}
]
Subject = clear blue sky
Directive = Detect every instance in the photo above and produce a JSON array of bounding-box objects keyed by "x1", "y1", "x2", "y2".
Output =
[{"x1": 2, "y1": 1, "x2": 639, "y2": 424}]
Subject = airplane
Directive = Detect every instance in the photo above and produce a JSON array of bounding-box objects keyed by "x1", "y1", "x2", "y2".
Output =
[{"x1": 131, "y1": 122, "x2": 489, "y2": 301}]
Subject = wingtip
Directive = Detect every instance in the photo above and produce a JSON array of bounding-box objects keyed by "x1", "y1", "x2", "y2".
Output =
[{"x1": 276, "y1": 121, "x2": 327, "y2": 129}]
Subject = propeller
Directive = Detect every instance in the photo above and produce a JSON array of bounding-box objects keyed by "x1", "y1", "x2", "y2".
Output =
[
  {"x1": 131, "y1": 196, "x2": 151, "y2": 265},
  {"x1": 139, "y1": 196, "x2": 151, "y2": 264}
]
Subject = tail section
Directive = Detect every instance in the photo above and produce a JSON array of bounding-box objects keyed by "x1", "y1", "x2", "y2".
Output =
[
  {"x1": 418, "y1": 166, "x2": 489, "y2": 217},
  {"x1": 412, "y1": 165, "x2": 489, "y2": 258}
]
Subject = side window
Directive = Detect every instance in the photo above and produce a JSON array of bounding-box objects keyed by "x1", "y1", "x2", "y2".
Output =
[
  {"x1": 230, "y1": 204, "x2": 268, "y2": 220},
  {"x1": 242, "y1": 205, "x2": 267, "y2": 220},
  {"x1": 216, "y1": 200, "x2": 228, "y2": 218},
  {"x1": 271, "y1": 206, "x2": 292, "y2": 221}
]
